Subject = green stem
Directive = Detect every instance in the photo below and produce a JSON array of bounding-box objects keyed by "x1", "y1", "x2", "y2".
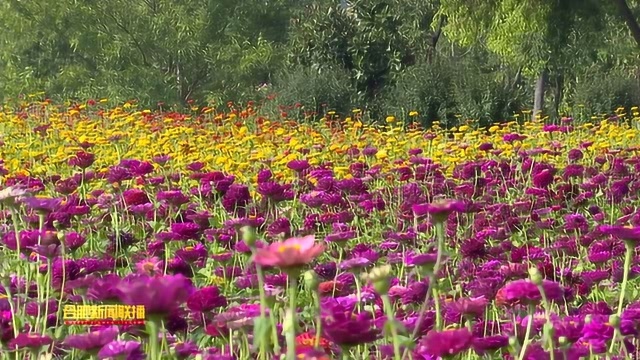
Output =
[
  {"x1": 381, "y1": 294, "x2": 402, "y2": 360},
  {"x1": 252, "y1": 249, "x2": 270, "y2": 359},
  {"x1": 617, "y1": 242, "x2": 633, "y2": 316},
  {"x1": 517, "y1": 305, "x2": 535, "y2": 360},
  {"x1": 3, "y1": 284, "x2": 18, "y2": 337},
  {"x1": 537, "y1": 284, "x2": 553, "y2": 360},
  {"x1": 146, "y1": 319, "x2": 161, "y2": 360},
  {"x1": 313, "y1": 292, "x2": 322, "y2": 349},
  {"x1": 433, "y1": 286, "x2": 441, "y2": 330},
  {"x1": 10, "y1": 208, "x2": 22, "y2": 319},
  {"x1": 341, "y1": 346, "x2": 351, "y2": 360},
  {"x1": 286, "y1": 275, "x2": 298, "y2": 360},
  {"x1": 401, "y1": 221, "x2": 446, "y2": 359}
]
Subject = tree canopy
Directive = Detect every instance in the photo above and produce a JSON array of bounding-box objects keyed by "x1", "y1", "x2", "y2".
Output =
[{"x1": 2, "y1": 0, "x2": 640, "y2": 124}]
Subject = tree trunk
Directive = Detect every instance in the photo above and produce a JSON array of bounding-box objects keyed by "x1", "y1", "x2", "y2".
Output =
[
  {"x1": 612, "y1": 0, "x2": 640, "y2": 47},
  {"x1": 427, "y1": 15, "x2": 446, "y2": 63},
  {"x1": 533, "y1": 69, "x2": 548, "y2": 121},
  {"x1": 553, "y1": 73, "x2": 564, "y2": 121}
]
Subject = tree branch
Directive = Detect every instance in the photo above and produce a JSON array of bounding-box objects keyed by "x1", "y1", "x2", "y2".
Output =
[
  {"x1": 612, "y1": 0, "x2": 640, "y2": 48},
  {"x1": 104, "y1": 12, "x2": 151, "y2": 67}
]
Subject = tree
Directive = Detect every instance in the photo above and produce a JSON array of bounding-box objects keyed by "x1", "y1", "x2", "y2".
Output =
[
  {"x1": 286, "y1": 0, "x2": 440, "y2": 101},
  {"x1": 437, "y1": 0, "x2": 622, "y2": 120},
  {"x1": 0, "y1": 0, "x2": 299, "y2": 106},
  {"x1": 612, "y1": 0, "x2": 640, "y2": 48}
]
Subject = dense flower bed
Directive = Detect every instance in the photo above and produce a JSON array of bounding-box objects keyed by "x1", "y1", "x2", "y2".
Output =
[{"x1": 1, "y1": 101, "x2": 640, "y2": 359}]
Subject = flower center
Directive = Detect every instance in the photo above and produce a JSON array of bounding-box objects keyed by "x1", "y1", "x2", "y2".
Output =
[
  {"x1": 278, "y1": 244, "x2": 301, "y2": 253},
  {"x1": 142, "y1": 262, "x2": 156, "y2": 272}
]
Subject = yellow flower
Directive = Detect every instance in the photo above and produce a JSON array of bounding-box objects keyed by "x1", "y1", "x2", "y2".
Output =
[
  {"x1": 375, "y1": 150, "x2": 387, "y2": 160},
  {"x1": 409, "y1": 111, "x2": 419, "y2": 117}
]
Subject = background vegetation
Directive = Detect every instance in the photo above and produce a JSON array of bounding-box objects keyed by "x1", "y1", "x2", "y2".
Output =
[{"x1": 2, "y1": 0, "x2": 640, "y2": 126}]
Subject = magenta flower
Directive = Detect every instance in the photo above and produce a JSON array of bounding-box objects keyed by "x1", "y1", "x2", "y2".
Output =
[
  {"x1": 68, "y1": 151, "x2": 95, "y2": 169},
  {"x1": 417, "y1": 328, "x2": 474, "y2": 358},
  {"x1": 186, "y1": 286, "x2": 228, "y2": 312},
  {"x1": 97, "y1": 340, "x2": 145, "y2": 360},
  {"x1": 63, "y1": 326, "x2": 119, "y2": 352},
  {"x1": 598, "y1": 225, "x2": 640, "y2": 244},
  {"x1": 8, "y1": 333, "x2": 53, "y2": 351},
  {"x1": 135, "y1": 257, "x2": 163, "y2": 276},
  {"x1": 116, "y1": 274, "x2": 194, "y2": 317},
  {"x1": 253, "y1": 235, "x2": 324, "y2": 270},
  {"x1": 498, "y1": 279, "x2": 565, "y2": 306},
  {"x1": 320, "y1": 298, "x2": 380, "y2": 347},
  {"x1": 412, "y1": 199, "x2": 465, "y2": 221},
  {"x1": 0, "y1": 186, "x2": 28, "y2": 207},
  {"x1": 22, "y1": 196, "x2": 62, "y2": 214}
]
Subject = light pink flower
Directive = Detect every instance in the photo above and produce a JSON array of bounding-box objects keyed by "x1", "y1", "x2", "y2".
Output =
[{"x1": 253, "y1": 235, "x2": 324, "y2": 269}]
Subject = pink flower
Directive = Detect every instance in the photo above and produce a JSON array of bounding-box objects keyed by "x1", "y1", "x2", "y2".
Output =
[
  {"x1": 253, "y1": 235, "x2": 324, "y2": 270},
  {"x1": 135, "y1": 257, "x2": 163, "y2": 276}
]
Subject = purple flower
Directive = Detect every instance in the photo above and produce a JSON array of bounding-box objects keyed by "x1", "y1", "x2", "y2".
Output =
[
  {"x1": 157, "y1": 190, "x2": 190, "y2": 207},
  {"x1": 22, "y1": 197, "x2": 62, "y2": 214},
  {"x1": 175, "y1": 244, "x2": 208, "y2": 263},
  {"x1": 340, "y1": 257, "x2": 372, "y2": 271},
  {"x1": 116, "y1": 274, "x2": 194, "y2": 317},
  {"x1": 598, "y1": 225, "x2": 640, "y2": 244},
  {"x1": 405, "y1": 253, "x2": 439, "y2": 268},
  {"x1": 63, "y1": 326, "x2": 119, "y2": 352},
  {"x1": 411, "y1": 199, "x2": 465, "y2": 221},
  {"x1": 97, "y1": 340, "x2": 145, "y2": 360},
  {"x1": 186, "y1": 286, "x2": 228, "y2": 312},
  {"x1": 472, "y1": 335, "x2": 509, "y2": 355},
  {"x1": 0, "y1": 186, "x2": 29, "y2": 207},
  {"x1": 287, "y1": 159, "x2": 310, "y2": 172},
  {"x1": 8, "y1": 333, "x2": 53, "y2": 350},
  {"x1": 417, "y1": 328, "x2": 474, "y2": 358},
  {"x1": 171, "y1": 222, "x2": 203, "y2": 241},
  {"x1": 450, "y1": 296, "x2": 489, "y2": 319},
  {"x1": 174, "y1": 341, "x2": 200, "y2": 359},
  {"x1": 498, "y1": 279, "x2": 565, "y2": 306},
  {"x1": 321, "y1": 298, "x2": 380, "y2": 346},
  {"x1": 68, "y1": 151, "x2": 95, "y2": 169},
  {"x1": 325, "y1": 231, "x2": 357, "y2": 243}
]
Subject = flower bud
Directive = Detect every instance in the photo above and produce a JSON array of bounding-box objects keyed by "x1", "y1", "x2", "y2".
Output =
[
  {"x1": 609, "y1": 314, "x2": 620, "y2": 328},
  {"x1": 57, "y1": 231, "x2": 66, "y2": 243},
  {"x1": 528, "y1": 267, "x2": 542, "y2": 285},
  {"x1": 558, "y1": 336, "x2": 568, "y2": 347},
  {"x1": 240, "y1": 226, "x2": 257, "y2": 247},
  {"x1": 365, "y1": 265, "x2": 392, "y2": 295},
  {"x1": 303, "y1": 270, "x2": 320, "y2": 292},
  {"x1": 282, "y1": 309, "x2": 296, "y2": 334},
  {"x1": 52, "y1": 220, "x2": 63, "y2": 230}
]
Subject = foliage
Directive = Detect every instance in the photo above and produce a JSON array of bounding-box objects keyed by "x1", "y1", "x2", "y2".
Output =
[
  {"x1": 2, "y1": 0, "x2": 640, "y2": 123},
  {"x1": 271, "y1": 64, "x2": 357, "y2": 115}
]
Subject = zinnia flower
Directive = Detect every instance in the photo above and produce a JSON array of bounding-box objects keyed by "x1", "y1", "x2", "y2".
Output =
[
  {"x1": 116, "y1": 274, "x2": 194, "y2": 318},
  {"x1": 417, "y1": 328, "x2": 474, "y2": 358},
  {"x1": 63, "y1": 326, "x2": 119, "y2": 353},
  {"x1": 497, "y1": 279, "x2": 565, "y2": 306},
  {"x1": 253, "y1": 235, "x2": 324, "y2": 271},
  {"x1": 598, "y1": 225, "x2": 640, "y2": 244},
  {"x1": 412, "y1": 199, "x2": 465, "y2": 222},
  {"x1": 321, "y1": 298, "x2": 379, "y2": 347}
]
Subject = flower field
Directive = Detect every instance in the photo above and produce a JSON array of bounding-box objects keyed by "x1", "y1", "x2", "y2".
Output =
[{"x1": 2, "y1": 100, "x2": 640, "y2": 359}]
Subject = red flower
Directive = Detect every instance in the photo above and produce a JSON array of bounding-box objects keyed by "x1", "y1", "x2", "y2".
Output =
[{"x1": 295, "y1": 332, "x2": 333, "y2": 355}]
